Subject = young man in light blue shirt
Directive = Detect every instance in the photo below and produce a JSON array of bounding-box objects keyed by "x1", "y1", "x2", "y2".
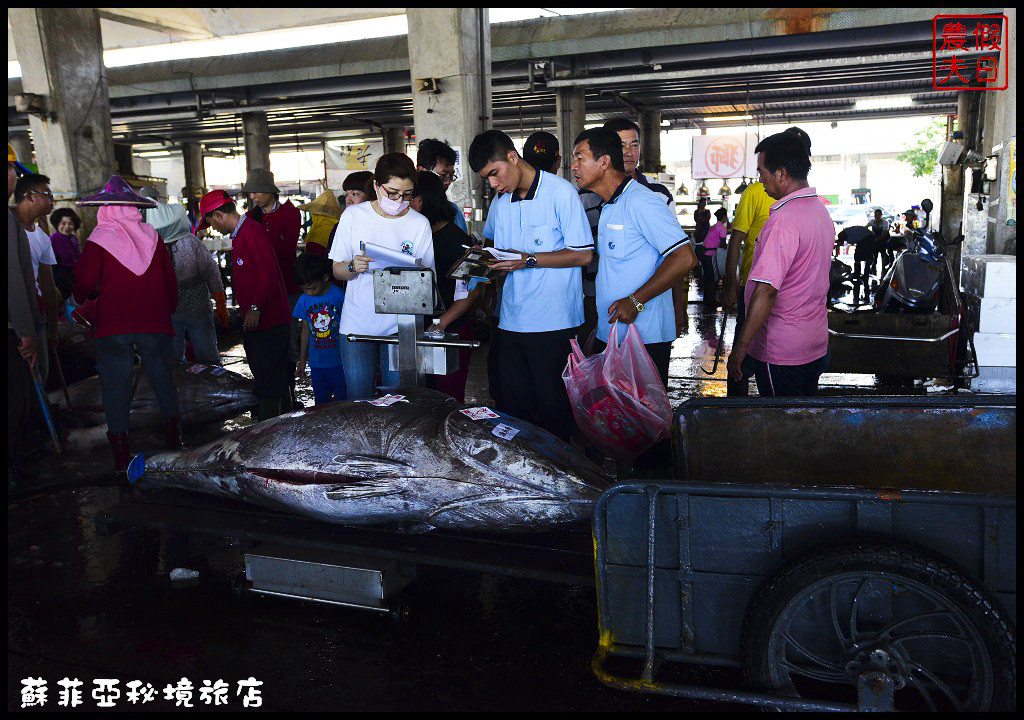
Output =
[
  {"x1": 571, "y1": 128, "x2": 697, "y2": 387},
  {"x1": 469, "y1": 129, "x2": 593, "y2": 441}
]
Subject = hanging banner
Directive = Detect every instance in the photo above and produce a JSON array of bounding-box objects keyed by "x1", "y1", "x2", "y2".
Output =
[
  {"x1": 691, "y1": 134, "x2": 758, "y2": 179},
  {"x1": 325, "y1": 141, "x2": 384, "y2": 192},
  {"x1": 1006, "y1": 138, "x2": 1016, "y2": 224}
]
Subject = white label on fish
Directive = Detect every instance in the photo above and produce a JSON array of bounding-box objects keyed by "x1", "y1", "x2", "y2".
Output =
[
  {"x1": 492, "y1": 423, "x2": 520, "y2": 440},
  {"x1": 359, "y1": 394, "x2": 408, "y2": 407},
  {"x1": 460, "y1": 407, "x2": 499, "y2": 420},
  {"x1": 186, "y1": 364, "x2": 207, "y2": 374}
]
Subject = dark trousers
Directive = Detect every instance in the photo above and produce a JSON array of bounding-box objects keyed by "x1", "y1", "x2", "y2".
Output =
[
  {"x1": 498, "y1": 326, "x2": 576, "y2": 442},
  {"x1": 699, "y1": 254, "x2": 717, "y2": 302},
  {"x1": 592, "y1": 337, "x2": 671, "y2": 390},
  {"x1": 486, "y1": 315, "x2": 504, "y2": 410},
  {"x1": 243, "y1": 323, "x2": 291, "y2": 400},
  {"x1": 577, "y1": 293, "x2": 598, "y2": 349},
  {"x1": 8, "y1": 330, "x2": 35, "y2": 463},
  {"x1": 741, "y1": 353, "x2": 829, "y2": 397},
  {"x1": 727, "y1": 291, "x2": 749, "y2": 396},
  {"x1": 427, "y1": 321, "x2": 474, "y2": 403},
  {"x1": 94, "y1": 333, "x2": 180, "y2": 433}
]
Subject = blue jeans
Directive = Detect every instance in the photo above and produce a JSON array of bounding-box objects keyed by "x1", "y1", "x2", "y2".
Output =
[
  {"x1": 340, "y1": 340, "x2": 400, "y2": 400},
  {"x1": 94, "y1": 333, "x2": 180, "y2": 432},
  {"x1": 311, "y1": 365, "x2": 347, "y2": 404},
  {"x1": 172, "y1": 310, "x2": 221, "y2": 366}
]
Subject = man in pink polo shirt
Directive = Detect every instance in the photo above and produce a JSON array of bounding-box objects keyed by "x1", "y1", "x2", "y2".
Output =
[{"x1": 726, "y1": 130, "x2": 832, "y2": 396}]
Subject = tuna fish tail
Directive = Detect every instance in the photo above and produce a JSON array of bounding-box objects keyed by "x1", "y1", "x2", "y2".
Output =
[{"x1": 127, "y1": 452, "x2": 146, "y2": 485}]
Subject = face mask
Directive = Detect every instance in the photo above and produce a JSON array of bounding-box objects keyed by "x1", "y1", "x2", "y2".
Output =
[{"x1": 375, "y1": 184, "x2": 410, "y2": 216}]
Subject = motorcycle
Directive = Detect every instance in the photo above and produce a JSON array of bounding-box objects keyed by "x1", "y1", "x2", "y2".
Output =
[{"x1": 873, "y1": 198, "x2": 963, "y2": 313}]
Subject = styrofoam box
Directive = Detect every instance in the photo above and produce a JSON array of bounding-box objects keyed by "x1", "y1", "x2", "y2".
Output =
[
  {"x1": 961, "y1": 255, "x2": 1017, "y2": 299},
  {"x1": 970, "y1": 366, "x2": 1016, "y2": 393},
  {"x1": 972, "y1": 331, "x2": 1017, "y2": 367},
  {"x1": 963, "y1": 292, "x2": 1017, "y2": 334}
]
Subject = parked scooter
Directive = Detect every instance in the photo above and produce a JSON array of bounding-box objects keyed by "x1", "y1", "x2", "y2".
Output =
[{"x1": 873, "y1": 199, "x2": 963, "y2": 313}]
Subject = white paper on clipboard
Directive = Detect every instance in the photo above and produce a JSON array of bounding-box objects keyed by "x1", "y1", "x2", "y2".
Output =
[
  {"x1": 485, "y1": 247, "x2": 522, "y2": 261},
  {"x1": 363, "y1": 241, "x2": 423, "y2": 270}
]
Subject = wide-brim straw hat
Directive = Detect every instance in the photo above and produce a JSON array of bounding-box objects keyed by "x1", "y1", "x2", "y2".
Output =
[
  {"x1": 240, "y1": 167, "x2": 279, "y2": 194},
  {"x1": 295, "y1": 190, "x2": 342, "y2": 219},
  {"x1": 77, "y1": 175, "x2": 159, "y2": 207}
]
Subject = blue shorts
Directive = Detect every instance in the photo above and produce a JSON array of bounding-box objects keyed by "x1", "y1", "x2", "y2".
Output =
[{"x1": 310, "y1": 365, "x2": 347, "y2": 404}]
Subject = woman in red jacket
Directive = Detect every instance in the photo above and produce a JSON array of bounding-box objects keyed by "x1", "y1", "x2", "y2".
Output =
[
  {"x1": 72, "y1": 176, "x2": 181, "y2": 470},
  {"x1": 242, "y1": 167, "x2": 301, "y2": 405}
]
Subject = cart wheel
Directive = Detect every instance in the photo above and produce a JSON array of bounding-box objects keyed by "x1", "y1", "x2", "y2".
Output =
[{"x1": 741, "y1": 539, "x2": 1016, "y2": 712}]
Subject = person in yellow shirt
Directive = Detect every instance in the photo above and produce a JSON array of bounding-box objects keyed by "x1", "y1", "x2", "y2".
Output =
[{"x1": 721, "y1": 180, "x2": 775, "y2": 396}]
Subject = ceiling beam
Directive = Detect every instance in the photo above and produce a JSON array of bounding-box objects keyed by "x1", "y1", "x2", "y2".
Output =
[
  {"x1": 545, "y1": 49, "x2": 987, "y2": 88},
  {"x1": 95, "y1": 10, "x2": 211, "y2": 40}
]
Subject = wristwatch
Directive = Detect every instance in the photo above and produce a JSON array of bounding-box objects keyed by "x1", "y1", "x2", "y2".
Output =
[
  {"x1": 248, "y1": 304, "x2": 260, "y2": 313},
  {"x1": 347, "y1": 260, "x2": 356, "y2": 273},
  {"x1": 628, "y1": 294, "x2": 644, "y2": 313},
  {"x1": 524, "y1": 253, "x2": 538, "y2": 269}
]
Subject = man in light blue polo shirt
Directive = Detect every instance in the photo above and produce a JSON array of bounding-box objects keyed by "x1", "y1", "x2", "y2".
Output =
[
  {"x1": 469, "y1": 129, "x2": 593, "y2": 441},
  {"x1": 571, "y1": 128, "x2": 697, "y2": 387}
]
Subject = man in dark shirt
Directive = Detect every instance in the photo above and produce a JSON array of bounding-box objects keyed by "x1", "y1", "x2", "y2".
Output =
[{"x1": 7, "y1": 144, "x2": 42, "y2": 486}]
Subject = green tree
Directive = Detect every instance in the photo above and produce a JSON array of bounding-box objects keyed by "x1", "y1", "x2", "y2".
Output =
[{"x1": 897, "y1": 118, "x2": 947, "y2": 177}]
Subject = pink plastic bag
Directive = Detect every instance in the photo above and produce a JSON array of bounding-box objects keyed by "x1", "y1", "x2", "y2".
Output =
[{"x1": 562, "y1": 322, "x2": 672, "y2": 460}]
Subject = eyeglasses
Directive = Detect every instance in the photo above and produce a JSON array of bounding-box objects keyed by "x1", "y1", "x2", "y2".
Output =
[
  {"x1": 380, "y1": 185, "x2": 415, "y2": 201},
  {"x1": 433, "y1": 169, "x2": 459, "y2": 183},
  {"x1": 28, "y1": 190, "x2": 54, "y2": 200}
]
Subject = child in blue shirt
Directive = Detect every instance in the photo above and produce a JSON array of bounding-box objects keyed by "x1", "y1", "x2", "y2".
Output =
[{"x1": 292, "y1": 254, "x2": 346, "y2": 404}]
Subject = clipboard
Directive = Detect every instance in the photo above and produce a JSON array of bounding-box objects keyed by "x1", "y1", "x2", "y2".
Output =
[{"x1": 446, "y1": 246, "x2": 522, "y2": 282}]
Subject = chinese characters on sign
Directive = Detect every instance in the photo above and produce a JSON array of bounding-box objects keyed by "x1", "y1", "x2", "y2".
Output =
[
  {"x1": 933, "y1": 15, "x2": 1009, "y2": 90},
  {"x1": 691, "y1": 134, "x2": 758, "y2": 179},
  {"x1": 21, "y1": 677, "x2": 263, "y2": 709}
]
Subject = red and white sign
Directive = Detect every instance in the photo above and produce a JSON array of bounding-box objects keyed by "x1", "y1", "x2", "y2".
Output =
[
  {"x1": 691, "y1": 134, "x2": 758, "y2": 179},
  {"x1": 932, "y1": 14, "x2": 1009, "y2": 90}
]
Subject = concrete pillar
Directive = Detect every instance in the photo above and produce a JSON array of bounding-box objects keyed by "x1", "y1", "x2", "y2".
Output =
[
  {"x1": 407, "y1": 8, "x2": 491, "y2": 229},
  {"x1": 113, "y1": 143, "x2": 134, "y2": 176},
  {"x1": 555, "y1": 88, "x2": 586, "y2": 180},
  {"x1": 9, "y1": 133, "x2": 33, "y2": 166},
  {"x1": 182, "y1": 142, "x2": 207, "y2": 219},
  {"x1": 242, "y1": 112, "x2": 271, "y2": 174},
  {"x1": 9, "y1": 8, "x2": 116, "y2": 237},
  {"x1": 381, "y1": 127, "x2": 406, "y2": 156},
  {"x1": 940, "y1": 93, "x2": 973, "y2": 287},
  {"x1": 640, "y1": 110, "x2": 663, "y2": 174}
]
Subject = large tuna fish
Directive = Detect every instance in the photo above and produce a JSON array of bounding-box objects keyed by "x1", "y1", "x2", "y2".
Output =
[
  {"x1": 55, "y1": 361, "x2": 257, "y2": 431},
  {"x1": 132, "y1": 387, "x2": 612, "y2": 532}
]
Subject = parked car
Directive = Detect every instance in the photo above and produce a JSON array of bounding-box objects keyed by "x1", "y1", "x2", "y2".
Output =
[{"x1": 827, "y1": 204, "x2": 871, "y2": 229}]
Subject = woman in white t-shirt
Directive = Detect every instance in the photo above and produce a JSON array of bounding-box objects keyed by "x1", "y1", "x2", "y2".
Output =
[{"x1": 329, "y1": 153, "x2": 435, "y2": 399}]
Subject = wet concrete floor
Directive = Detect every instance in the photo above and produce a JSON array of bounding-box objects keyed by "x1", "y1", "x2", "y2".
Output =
[{"x1": 8, "y1": 260, "x2": 981, "y2": 711}]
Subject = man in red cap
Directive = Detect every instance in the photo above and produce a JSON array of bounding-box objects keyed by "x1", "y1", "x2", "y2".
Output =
[{"x1": 198, "y1": 190, "x2": 291, "y2": 420}]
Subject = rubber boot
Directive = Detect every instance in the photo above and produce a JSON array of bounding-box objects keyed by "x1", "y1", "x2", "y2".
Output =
[
  {"x1": 163, "y1": 416, "x2": 182, "y2": 451},
  {"x1": 256, "y1": 398, "x2": 281, "y2": 422},
  {"x1": 107, "y1": 431, "x2": 131, "y2": 472}
]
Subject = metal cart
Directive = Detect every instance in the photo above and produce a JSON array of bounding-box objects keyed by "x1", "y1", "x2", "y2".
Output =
[{"x1": 592, "y1": 394, "x2": 1016, "y2": 711}]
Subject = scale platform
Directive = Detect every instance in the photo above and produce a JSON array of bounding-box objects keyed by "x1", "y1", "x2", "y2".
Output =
[{"x1": 244, "y1": 543, "x2": 418, "y2": 612}]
